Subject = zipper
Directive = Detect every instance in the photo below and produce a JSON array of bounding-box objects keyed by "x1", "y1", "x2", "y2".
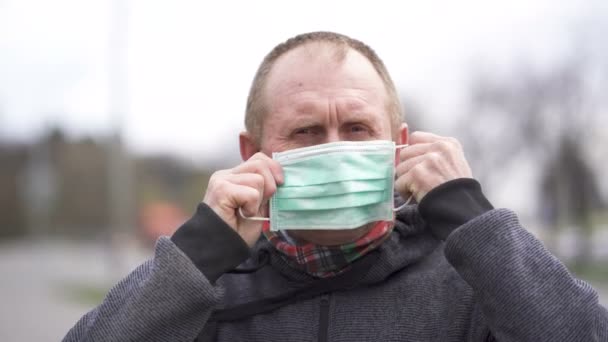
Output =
[{"x1": 318, "y1": 294, "x2": 330, "y2": 342}]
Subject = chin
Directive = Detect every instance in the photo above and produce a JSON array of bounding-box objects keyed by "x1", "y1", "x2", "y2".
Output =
[{"x1": 288, "y1": 223, "x2": 374, "y2": 246}]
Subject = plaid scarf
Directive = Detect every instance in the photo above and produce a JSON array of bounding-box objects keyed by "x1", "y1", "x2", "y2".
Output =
[{"x1": 262, "y1": 221, "x2": 393, "y2": 278}]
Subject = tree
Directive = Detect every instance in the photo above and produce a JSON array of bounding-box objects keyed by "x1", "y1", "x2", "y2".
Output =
[{"x1": 460, "y1": 56, "x2": 606, "y2": 262}]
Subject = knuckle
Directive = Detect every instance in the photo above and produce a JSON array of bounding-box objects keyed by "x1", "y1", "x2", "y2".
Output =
[
  {"x1": 215, "y1": 179, "x2": 231, "y2": 192},
  {"x1": 207, "y1": 171, "x2": 224, "y2": 188},
  {"x1": 437, "y1": 139, "x2": 451, "y2": 150},
  {"x1": 250, "y1": 158, "x2": 264, "y2": 168},
  {"x1": 208, "y1": 170, "x2": 222, "y2": 182},
  {"x1": 245, "y1": 187, "x2": 259, "y2": 201},
  {"x1": 435, "y1": 140, "x2": 451, "y2": 151},
  {"x1": 246, "y1": 159, "x2": 265, "y2": 173},
  {"x1": 412, "y1": 164, "x2": 425, "y2": 177},
  {"x1": 251, "y1": 152, "x2": 271, "y2": 163},
  {"x1": 266, "y1": 180, "x2": 277, "y2": 194},
  {"x1": 429, "y1": 152, "x2": 442, "y2": 164},
  {"x1": 252, "y1": 173, "x2": 265, "y2": 188},
  {"x1": 239, "y1": 187, "x2": 258, "y2": 207},
  {"x1": 446, "y1": 137, "x2": 461, "y2": 148},
  {"x1": 270, "y1": 159, "x2": 283, "y2": 173}
]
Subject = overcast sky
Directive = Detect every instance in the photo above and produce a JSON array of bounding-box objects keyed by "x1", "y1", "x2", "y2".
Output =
[{"x1": 0, "y1": 0, "x2": 603, "y2": 169}]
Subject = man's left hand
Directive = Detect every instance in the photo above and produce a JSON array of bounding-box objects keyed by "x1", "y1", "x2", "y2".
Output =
[{"x1": 395, "y1": 131, "x2": 473, "y2": 203}]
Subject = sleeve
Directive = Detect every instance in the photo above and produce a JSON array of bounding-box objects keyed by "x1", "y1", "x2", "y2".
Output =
[
  {"x1": 63, "y1": 203, "x2": 251, "y2": 342},
  {"x1": 419, "y1": 178, "x2": 608, "y2": 342}
]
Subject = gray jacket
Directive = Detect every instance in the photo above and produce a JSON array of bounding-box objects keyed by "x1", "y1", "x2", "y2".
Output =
[{"x1": 64, "y1": 180, "x2": 608, "y2": 341}]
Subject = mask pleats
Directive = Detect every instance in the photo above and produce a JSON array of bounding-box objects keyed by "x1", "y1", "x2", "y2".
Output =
[{"x1": 270, "y1": 140, "x2": 396, "y2": 231}]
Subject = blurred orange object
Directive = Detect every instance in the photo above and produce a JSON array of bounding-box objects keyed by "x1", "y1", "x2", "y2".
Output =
[{"x1": 138, "y1": 201, "x2": 188, "y2": 243}]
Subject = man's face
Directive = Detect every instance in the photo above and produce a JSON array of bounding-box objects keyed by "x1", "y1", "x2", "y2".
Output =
[
  {"x1": 256, "y1": 44, "x2": 395, "y2": 245},
  {"x1": 259, "y1": 44, "x2": 394, "y2": 155}
]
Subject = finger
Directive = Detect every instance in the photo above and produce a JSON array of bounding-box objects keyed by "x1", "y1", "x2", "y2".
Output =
[
  {"x1": 247, "y1": 152, "x2": 284, "y2": 184},
  {"x1": 224, "y1": 173, "x2": 272, "y2": 214},
  {"x1": 400, "y1": 138, "x2": 463, "y2": 163},
  {"x1": 258, "y1": 201, "x2": 270, "y2": 217},
  {"x1": 225, "y1": 173, "x2": 265, "y2": 196},
  {"x1": 395, "y1": 163, "x2": 435, "y2": 202},
  {"x1": 410, "y1": 132, "x2": 463, "y2": 155},
  {"x1": 205, "y1": 176, "x2": 264, "y2": 225},
  {"x1": 232, "y1": 158, "x2": 279, "y2": 199},
  {"x1": 223, "y1": 181, "x2": 263, "y2": 217},
  {"x1": 395, "y1": 154, "x2": 427, "y2": 178},
  {"x1": 395, "y1": 169, "x2": 415, "y2": 200},
  {"x1": 408, "y1": 131, "x2": 445, "y2": 145},
  {"x1": 398, "y1": 143, "x2": 434, "y2": 162},
  {"x1": 225, "y1": 173, "x2": 263, "y2": 189}
]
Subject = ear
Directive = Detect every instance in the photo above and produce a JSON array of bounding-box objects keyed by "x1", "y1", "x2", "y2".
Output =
[
  {"x1": 394, "y1": 123, "x2": 409, "y2": 166},
  {"x1": 398, "y1": 123, "x2": 409, "y2": 145},
  {"x1": 239, "y1": 131, "x2": 259, "y2": 161}
]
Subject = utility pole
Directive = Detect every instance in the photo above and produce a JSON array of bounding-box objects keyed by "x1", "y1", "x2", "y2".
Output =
[{"x1": 106, "y1": 0, "x2": 133, "y2": 281}]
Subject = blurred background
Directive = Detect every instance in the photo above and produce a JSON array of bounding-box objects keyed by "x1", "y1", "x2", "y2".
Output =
[{"x1": 1, "y1": 0, "x2": 607, "y2": 340}]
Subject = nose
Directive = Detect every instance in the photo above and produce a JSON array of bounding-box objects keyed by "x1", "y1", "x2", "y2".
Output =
[{"x1": 325, "y1": 129, "x2": 341, "y2": 144}]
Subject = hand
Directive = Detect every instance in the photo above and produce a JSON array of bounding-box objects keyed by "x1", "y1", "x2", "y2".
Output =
[
  {"x1": 395, "y1": 131, "x2": 472, "y2": 203},
  {"x1": 203, "y1": 152, "x2": 283, "y2": 247}
]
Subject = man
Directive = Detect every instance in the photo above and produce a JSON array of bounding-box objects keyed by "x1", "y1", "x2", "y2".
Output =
[{"x1": 65, "y1": 31, "x2": 608, "y2": 341}]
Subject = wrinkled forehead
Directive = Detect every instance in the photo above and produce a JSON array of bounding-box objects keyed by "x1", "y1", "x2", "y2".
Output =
[{"x1": 263, "y1": 43, "x2": 389, "y2": 109}]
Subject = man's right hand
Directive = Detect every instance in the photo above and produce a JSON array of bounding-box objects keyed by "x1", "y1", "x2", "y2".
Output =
[{"x1": 203, "y1": 152, "x2": 284, "y2": 247}]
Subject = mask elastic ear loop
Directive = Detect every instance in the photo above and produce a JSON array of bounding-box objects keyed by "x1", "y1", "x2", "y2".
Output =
[
  {"x1": 238, "y1": 207, "x2": 270, "y2": 221},
  {"x1": 393, "y1": 195, "x2": 413, "y2": 212},
  {"x1": 393, "y1": 143, "x2": 413, "y2": 211}
]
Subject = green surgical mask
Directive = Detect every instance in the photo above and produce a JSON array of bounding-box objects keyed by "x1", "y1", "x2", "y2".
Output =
[{"x1": 240, "y1": 140, "x2": 410, "y2": 231}]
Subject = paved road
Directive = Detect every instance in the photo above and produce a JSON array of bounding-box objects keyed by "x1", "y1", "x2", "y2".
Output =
[
  {"x1": 0, "y1": 239, "x2": 150, "y2": 341},
  {"x1": 0, "y1": 238, "x2": 607, "y2": 341}
]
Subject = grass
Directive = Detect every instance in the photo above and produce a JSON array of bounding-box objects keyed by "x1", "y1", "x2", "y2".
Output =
[
  {"x1": 57, "y1": 281, "x2": 111, "y2": 307},
  {"x1": 568, "y1": 261, "x2": 608, "y2": 284}
]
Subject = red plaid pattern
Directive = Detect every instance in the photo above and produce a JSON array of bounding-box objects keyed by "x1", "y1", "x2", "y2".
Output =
[{"x1": 262, "y1": 221, "x2": 393, "y2": 278}]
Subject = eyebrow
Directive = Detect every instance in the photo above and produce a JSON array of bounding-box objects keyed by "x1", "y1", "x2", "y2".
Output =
[
  {"x1": 284, "y1": 112, "x2": 382, "y2": 132},
  {"x1": 292, "y1": 101, "x2": 324, "y2": 115},
  {"x1": 284, "y1": 117, "x2": 324, "y2": 131},
  {"x1": 282, "y1": 97, "x2": 384, "y2": 130}
]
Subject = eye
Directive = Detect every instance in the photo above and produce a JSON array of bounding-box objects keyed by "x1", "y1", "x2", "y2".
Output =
[
  {"x1": 292, "y1": 126, "x2": 321, "y2": 138},
  {"x1": 346, "y1": 123, "x2": 370, "y2": 135},
  {"x1": 350, "y1": 124, "x2": 367, "y2": 133},
  {"x1": 342, "y1": 123, "x2": 373, "y2": 140},
  {"x1": 294, "y1": 127, "x2": 312, "y2": 135}
]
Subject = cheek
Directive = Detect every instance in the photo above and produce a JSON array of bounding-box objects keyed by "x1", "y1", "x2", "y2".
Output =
[{"x1": 260, "y1": 138, "x2": 291, "y2": 156}]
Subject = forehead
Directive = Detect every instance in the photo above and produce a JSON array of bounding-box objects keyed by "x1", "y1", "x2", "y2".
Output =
[{"x1": 263, "y1": 43, "x2": 388, "y2": 109}]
